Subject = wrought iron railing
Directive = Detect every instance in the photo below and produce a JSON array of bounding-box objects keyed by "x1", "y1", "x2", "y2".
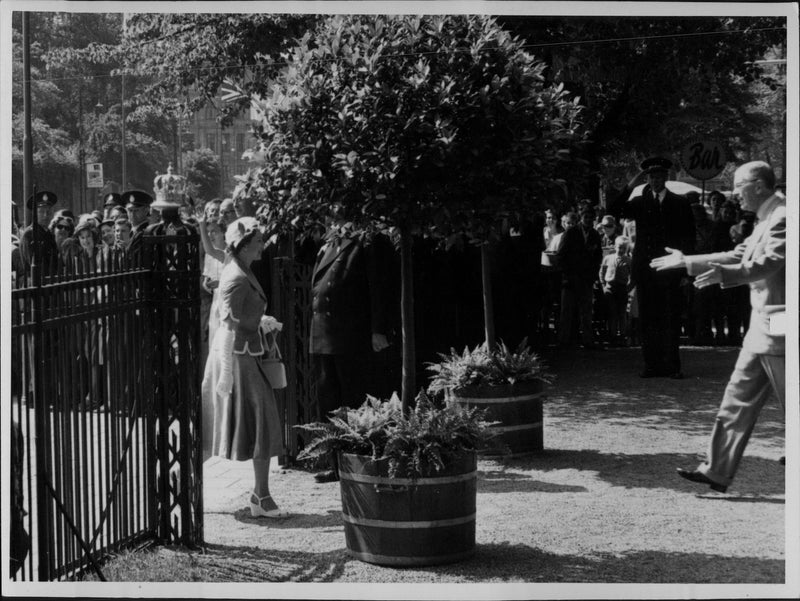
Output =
[
  {"x1": 9, "y1": 235, "x2": 202, "y2": 581},
  {"x1": 271, "y1": 257, "x2": 317, "y2": 462}
]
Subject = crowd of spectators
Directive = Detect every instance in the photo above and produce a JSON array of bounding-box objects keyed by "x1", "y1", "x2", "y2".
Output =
[
  {"x1": 11, "y1": 182, "x2": 757, "y2": 408},
  {"x1": 532, "y1": 191, "x2": 753, "y2": 350}
]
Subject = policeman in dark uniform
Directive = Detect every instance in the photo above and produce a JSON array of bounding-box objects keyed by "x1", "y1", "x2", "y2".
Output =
[
  {"x1": 123, "y1": 190, "x2": 154, "y2": 265},
  {"x1": 18, "y1": 192, "x2": 61, "y2": 403},
  {"x1": 621, "y1": 157, "x2": 695, "y2": 378},
  {"x1": 19, "y1": 191, "x2": 60, "y2": 274}
]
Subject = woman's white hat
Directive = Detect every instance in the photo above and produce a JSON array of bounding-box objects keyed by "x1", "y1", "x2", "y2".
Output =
[{"x1": 225, "y1": 216, "x2": 260, "y2": 249}]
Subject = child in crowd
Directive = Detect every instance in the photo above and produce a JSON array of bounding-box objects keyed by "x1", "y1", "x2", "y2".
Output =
[{"x1": 599, "y1": 235, "x2": 632, "y2": 346}]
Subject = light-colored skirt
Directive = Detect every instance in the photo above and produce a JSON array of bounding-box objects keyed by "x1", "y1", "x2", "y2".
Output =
[{"x1": 202, "y1": 340, "x2": 282, "y2": 461}]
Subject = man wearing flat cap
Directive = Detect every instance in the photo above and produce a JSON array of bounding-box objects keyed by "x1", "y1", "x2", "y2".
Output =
[
  {"x1": 19, "y1": 191, "x2": 60, "y2": 273},
  {"x1": 621, "y1": 157, "x2": 695, "y2": 378},
  {"x1": 123, "y1": 190, "x2": 154, "y2": 264}
]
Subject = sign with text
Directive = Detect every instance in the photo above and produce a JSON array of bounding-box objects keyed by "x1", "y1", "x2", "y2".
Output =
[
  {"x1": 679, "y1": 140, "x2": 726, "y2": 181},
  {"x1": 86, "y1": 162, "x2": 104, "y2": 188}
]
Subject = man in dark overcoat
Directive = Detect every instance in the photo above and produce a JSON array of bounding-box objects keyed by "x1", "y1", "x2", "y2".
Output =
[
  {"x1": 557, "y1": 203, "x2": 603, "y2": 349},
  {"x1": 621, "y1": 157, "x2": 695, "y2": 378},
  {"x1": 309, "y1": 224, "x2": 396, "y2": 482}
]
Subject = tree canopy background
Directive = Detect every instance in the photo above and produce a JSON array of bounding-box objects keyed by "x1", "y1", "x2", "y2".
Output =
[{"x1": 12, "y1": 11, "x2": 787, "y2": 216}]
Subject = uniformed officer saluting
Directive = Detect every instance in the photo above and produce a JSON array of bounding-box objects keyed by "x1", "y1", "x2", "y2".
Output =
[
  {"x1": 621, "y1": 157, "x2": 695, "y2": 378},
  {"x1": 19, "y1": 191, "x2": 60, "y2": 274}
]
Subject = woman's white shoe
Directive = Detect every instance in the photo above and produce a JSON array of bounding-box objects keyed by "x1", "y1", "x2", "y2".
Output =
[{"x1": 249, "y1": 493, "x2": 289, "y2": 519}]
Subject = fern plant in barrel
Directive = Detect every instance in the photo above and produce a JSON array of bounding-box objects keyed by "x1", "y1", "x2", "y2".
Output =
[
  {"x1": 428, "y1": 338, "x2": 554, "y2": 456},
  {"x1": 296, "y1": 391, "x2": 495, "y2": 566}
]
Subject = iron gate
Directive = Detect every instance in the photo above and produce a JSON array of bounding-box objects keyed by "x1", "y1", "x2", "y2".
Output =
[
  {"x1": 9, "y1": 234, "x2": 203, "y2": 581},
  {"x1": 271, "y1": 257, "x2": 317, "y2": 461}
]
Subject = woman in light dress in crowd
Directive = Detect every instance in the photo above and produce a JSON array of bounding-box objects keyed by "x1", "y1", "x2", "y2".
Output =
[
  {"x1": 201, "y1": 217, "x2": 288, "y2": 519},
  {"x1": 199, "y1": 216, "x2": 226, "y2": 343}
]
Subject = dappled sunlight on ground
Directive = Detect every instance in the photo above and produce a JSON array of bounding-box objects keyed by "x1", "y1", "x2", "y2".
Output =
[{"x1": 93, "y1": 346, "x2": 786, "y2": 584}]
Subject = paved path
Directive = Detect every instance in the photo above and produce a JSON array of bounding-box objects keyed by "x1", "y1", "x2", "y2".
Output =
[{"x1": 192, "y1": 346, "x2": 791, "y2": 587}]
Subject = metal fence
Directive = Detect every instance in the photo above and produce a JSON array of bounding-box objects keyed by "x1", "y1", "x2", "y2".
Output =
[
  {"x1": 271, "y1": 257, "x2": 317, "y2": 462},
  {"x1": 10, "y1": 234, "x2": 202, "y2": 581}
]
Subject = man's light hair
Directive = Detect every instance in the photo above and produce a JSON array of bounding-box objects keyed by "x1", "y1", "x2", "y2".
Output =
[{"x1": 738, "y1": 161, "x2": 775, "y2": 191}]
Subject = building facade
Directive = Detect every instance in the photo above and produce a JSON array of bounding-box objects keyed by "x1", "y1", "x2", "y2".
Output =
[{"x1": 188, "y1": 103, "x2": 259, "y2": 198}]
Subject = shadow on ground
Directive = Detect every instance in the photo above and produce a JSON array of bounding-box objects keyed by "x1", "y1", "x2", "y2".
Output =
[
  {"x1": 134, "y1": 541, "x2": 784, "y2": 583},
  {"x1": 541, "y1": 347, "x2": 785, "y2": 438},
  {"x1": 479, "y1": 450, "x2": 785, "y2": 496},
  {"x1": 446, "y1": 543, "x2": 785, "y2": 583},
  {"x1": 163, "y1": 543, "x2": 351, "y2": 582},
  {"x1": 232, "y1": 509, "x2": 342, "y2": 529}
]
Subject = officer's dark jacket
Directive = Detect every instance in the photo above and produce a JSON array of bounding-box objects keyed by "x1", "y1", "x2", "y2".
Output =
[
  {"x1": 309, "y1": 235, "x2": 391, "y2": 355},
  {"x1": 126, "y1": 220, "x2": 151, "y2": 265},
  {"x1": 557, "y1": 223, "x2": 603, "y2": 284},
  {"x1": 19, "y1": 222, "x2": 59, "y2": 274},
  {"x1": 621, "y1": 186, "x2": 695, "y2": 279}
]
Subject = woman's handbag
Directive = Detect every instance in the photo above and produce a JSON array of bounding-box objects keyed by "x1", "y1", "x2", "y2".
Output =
[{"x1": 262, "y1": 331, "x2": 287, "y2": 390}]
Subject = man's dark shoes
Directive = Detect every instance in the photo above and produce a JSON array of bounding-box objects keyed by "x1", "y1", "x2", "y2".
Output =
[
  {"x1": 676, "y1": 467, "x2": 727, "y2": 493},
  {"x1": 668, "y1": 371, "x2": 684, "y2": 380},
  {"x1": 314, "y1": 470, "x2": 339, "y2": 483}
]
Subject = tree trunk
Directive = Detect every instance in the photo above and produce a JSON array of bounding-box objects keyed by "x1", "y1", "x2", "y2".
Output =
[
  {"x1": 480, "y1": 243, "x2": 496, "y2": 351},
  {"x1": 400, "y1": 228, "x2": 416, "y2": 414}
]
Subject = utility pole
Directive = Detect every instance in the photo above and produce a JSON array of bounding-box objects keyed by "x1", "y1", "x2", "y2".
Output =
[
  {"x1": 22, "y1": 12, "x2": 33, "y2": 229},
  {"x1": 218, "y1": 121, "x2": 224, "y2": 197},
  {"x1": 172, "y1": 118, "x2": 179, "y2": 170},
  {"x1": 121, "y1": 72, "x2": 127, "y2": 189},
  {"x1": 79, "y1": 82, "x2": 85, "y2": 213},
  {"x1": 24, "y1": 12, "x2": 54, "y2": 581}
]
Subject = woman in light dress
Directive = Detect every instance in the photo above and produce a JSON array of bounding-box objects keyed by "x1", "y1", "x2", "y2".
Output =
[
  {"x1": 201, "y1": 217, "x2": 288, "y2": 518},
  {"x1": 200, "y1": 217, "x2": 226, "y2": 344}
]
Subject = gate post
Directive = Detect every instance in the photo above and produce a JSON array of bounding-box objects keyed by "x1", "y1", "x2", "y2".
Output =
[{"x1": 145, "y1": 234, "x2": 204, "y2": 548}]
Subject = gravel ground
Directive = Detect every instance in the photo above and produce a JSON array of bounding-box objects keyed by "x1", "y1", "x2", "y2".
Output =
[{"x1": 96, "y1": 346, "x2": 792, "y2": 595}]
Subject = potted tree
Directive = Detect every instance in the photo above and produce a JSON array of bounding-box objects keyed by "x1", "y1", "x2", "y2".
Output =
[
  {"x1": 239, "y1": 13, "x2": 587, "y2": 565},
  {"x1": 296, "y1": 391, "x2": 493, "y2": 565},
  {"x1": 427, "y1": 339, "x2": 554, "y2": 456}
]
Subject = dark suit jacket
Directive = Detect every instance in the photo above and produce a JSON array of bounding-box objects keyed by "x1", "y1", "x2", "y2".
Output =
[
  {"x1": 309, "y1": 235, "x2": 392, "y2": 355},
  {"x1": 126, "y1": 221, "x2": 151, "y2": 265},
  {"x1": 557, "y1": 224, "x2": 603, "y2": 285},
  {"x1": 19, "y1": 222, "x2": 59, "y2": 273},
  {"x1": 621, "y1": 187, "x2": 695, "y2": 281}
]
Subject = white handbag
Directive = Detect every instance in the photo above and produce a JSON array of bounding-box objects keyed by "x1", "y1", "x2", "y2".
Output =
[{"x1": 262, "y1": 331, "x2": 287, "y2": 390}]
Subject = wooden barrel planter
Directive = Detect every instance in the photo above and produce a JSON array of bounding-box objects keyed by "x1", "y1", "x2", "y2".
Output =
[
  {"x1": 337, "y1": 451, "x2": 477, "y2": 566},
  {"x1": 450, "y1": 379, "x2": 545, "y2": 457}
]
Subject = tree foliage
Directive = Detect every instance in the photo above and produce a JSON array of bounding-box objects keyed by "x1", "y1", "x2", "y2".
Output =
[
  {"x1": 498, "y1": 16, "x2": 787, "y2": 180},
  {"x1": 241, "y1": 14, "x2": 588, "y2": 241},
  {"x1": 12, "y1": 13, "x2": 177, "y2": 204},
  {"x1": 235, "y1": 14, "x2": 588, "y2": 406},
  {"x1": 54, "y1": 13, "x2": 316, "y2": 126},
  {"x1": 182, "y1": 147, "x2": 222, "y2": 201}
]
